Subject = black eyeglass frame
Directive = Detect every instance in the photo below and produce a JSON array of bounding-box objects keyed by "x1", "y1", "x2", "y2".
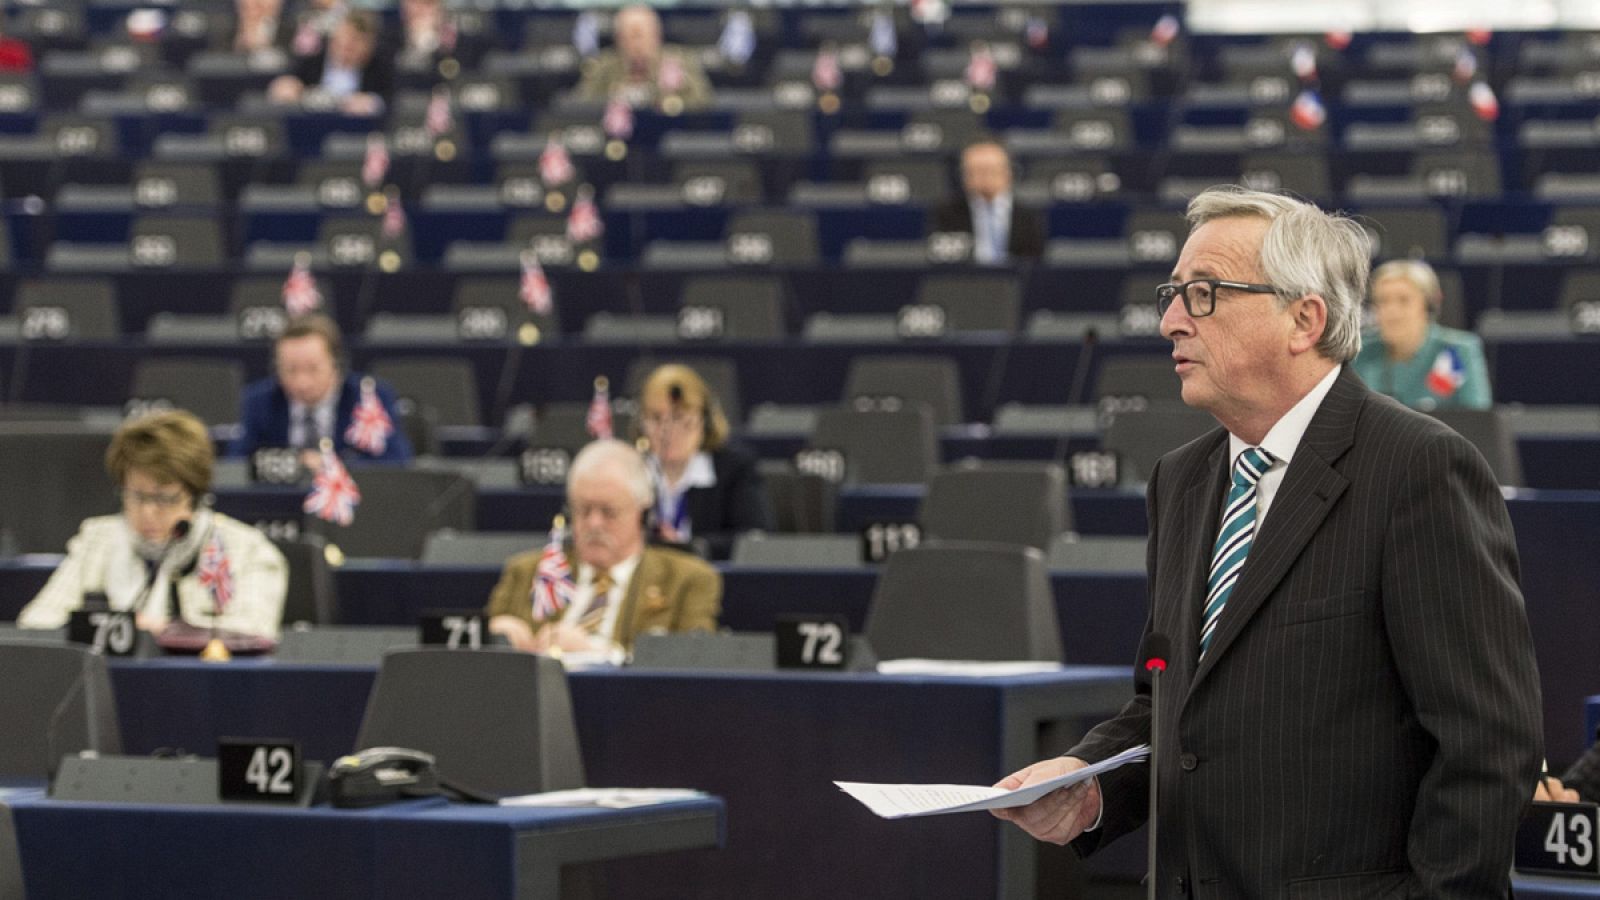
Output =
[{"x1": 1154, "y1": 278, "x2": 1284, "y2": 318}]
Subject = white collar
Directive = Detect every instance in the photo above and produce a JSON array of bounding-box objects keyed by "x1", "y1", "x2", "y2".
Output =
[
  {"x1": 655, "y1": 452, "x2": 717, "y2": 495},
  {"x1": 579, "y1": 550, "x2": 642, "y2": 589},
  {"x1": 1228, "y1": 364, "x2": 1341, "y2": 471}
]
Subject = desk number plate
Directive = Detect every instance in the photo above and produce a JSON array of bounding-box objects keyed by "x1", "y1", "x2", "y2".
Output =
[
  {"x1": 66, "y1": 610, "x2": 139, "y2": 656},
  {"x1": 776, "y1": 615, "x2": 849, "y2": 670},
  {"x1": 1516, "y1": 802, "x2": 1600, "y2": 877},
  {"x1": 219, "y1": 739, "x2": 303, "y2": 804}
]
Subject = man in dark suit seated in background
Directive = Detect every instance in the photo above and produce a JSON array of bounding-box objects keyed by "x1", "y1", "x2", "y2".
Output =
[
  {"x1": 931, "y1": 138, "x2": 1044, "y2": 265},
  {"x1": 267, "y1": 9, "x2": 393, "y2": 115},
  {"x1": 485, "y1": 439, "x2": 722, "y2": 662},
  {"x1": 991, "y1": 186, "x2": 1542, "y2": 897},
  {"x1": 229, "y1": 313, "x2": 413, "y2": 465}
]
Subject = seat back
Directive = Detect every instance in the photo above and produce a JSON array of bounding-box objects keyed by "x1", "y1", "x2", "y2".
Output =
[
  {"x1": 731, "y1": 533, "x2": 862, "y2": 567},
  {"x1": 919, "y1": 463, "x2": 1069, "y2": 551},
  {"x1": 680, "y1": 276, "x2": 786, "y2": 340},
  {"x1": 842, "y1": 355, "x2": 963, "y2": 425},
  {"x1": 369, "y1": 358, "x2": 483, "y2": 428},
  {"x1": 305, "y1": 468, "x2": 475, "y2": 559},
  {"x1": 623, "y1": 356, "x2": 743, "y2": 425},
  {"x1": 356, "y1": 649, "x2": 585, "y2": 796},
  {"x1": 0, "y1": 424, "x2": 116, "y2": 554},
  {"x1": 865, "y1": 541, "x2": 1062, "y2": 662},
  {"x1": 14, "y1": 278, "x2": 120, "y2": 340},
  {"x1": 810, "y1": 406, "x2": 938, "y2": 485},
  {"x1": 1101, "y1": 402, "x2": 1219, "y2": 484},
  {"x1": 1095, "y1": 354, "x2": 1183, "y2": 404},
  {"x1": 1047, "y1": 534, "x2": 1148, "y2": 573},
  {"x1": 914, "y1": 274, "x2": 1021, "y2": 333},
  {"x1": 421, "y1": 530, "x2": 542, "y2": 566},
  {"x1": 0, "y1": 643, "x2": 121, "y2": 778},
  {"x1": 128, "y1": 358, "x2": 243, "y2": 426},
  {"x1": 273, "y1": 533, "x2": 339, "y2": 627},
  {"x1": 1429, "y1": 408, "x2": 1524, "y2": 488}
]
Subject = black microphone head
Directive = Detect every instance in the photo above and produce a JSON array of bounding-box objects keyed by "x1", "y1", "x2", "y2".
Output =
[
  {"x1": 1082, "y1": 326, "x2": 1098, "y2": 344},
  {"x1": 171, "y1": 519, "x2": 191, "y2": 541},
  {"x1": 1139, "y1": 632, "x2": 1171, "y2": 674},
  {"x1": 668, "y1": 383, "x2": 684, "y2": 406}
]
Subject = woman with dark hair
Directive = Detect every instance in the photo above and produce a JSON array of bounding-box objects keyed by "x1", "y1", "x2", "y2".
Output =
[
  {"x1": 18, "y1": 410, "x2": 286, "y2": 639},
  {"x1": 636, "y1": 364, "x2": 771, "y2": 560}
]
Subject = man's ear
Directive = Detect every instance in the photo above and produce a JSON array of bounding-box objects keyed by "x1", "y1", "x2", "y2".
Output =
[{"x1": 1288, "y1": 293, "x2": 1328, "y2": 355}]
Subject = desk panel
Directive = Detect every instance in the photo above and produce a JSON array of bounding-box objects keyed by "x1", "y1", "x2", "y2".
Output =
[
  {"x1": 4, "y1": 787, "x2": 722, "y2": 900},
  {"x1": 99, "y1": 660, "x2": 1131, "y2": 900}
]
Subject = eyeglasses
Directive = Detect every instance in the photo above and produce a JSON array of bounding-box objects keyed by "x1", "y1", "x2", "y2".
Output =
[
  {"x1": 1155, "y1": 278, "x2": 1283, "y2": 319},
  {"x1": 120, "y1": 488, "x2": 189, "y2": 510},
  {"x1": 640, "y1": 411, "x2": 702, "y2": 433}
]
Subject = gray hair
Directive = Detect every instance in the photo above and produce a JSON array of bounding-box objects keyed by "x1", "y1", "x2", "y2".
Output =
[
  {"x1": 1186, "y1": 185, "x2": 1371, "y2": 362},
  {"x1": 1370, "y1": 258, "x2": 1442, "y2": 310},
  {"x1": 567, "y1": 438, "x2": 654, "y2": 509}
]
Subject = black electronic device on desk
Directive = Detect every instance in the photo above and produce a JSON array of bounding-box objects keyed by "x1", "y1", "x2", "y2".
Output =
[
  {"x1": 1517, "y1": 801, "x2": 1600, "y2": 878},
  {"x1": 327, "y1": 747, "x2": 441, "y2": 808}
]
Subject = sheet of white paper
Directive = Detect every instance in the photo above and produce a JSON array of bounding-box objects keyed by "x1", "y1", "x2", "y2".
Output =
[
  {"x1": 835, "y1": 744, "x2": 1150, "y2": 819},
  {"x1": 500, "y1": 787, "x2": 706, "y2": 809},
  {"x1": 874, "y1": 659, "x2": 1066, "y2": 677}
]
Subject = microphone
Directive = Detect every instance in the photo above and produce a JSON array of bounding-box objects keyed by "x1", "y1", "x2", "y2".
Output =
[
  {"x1": 1051, "y1": 325, "x2": 1099, "y2": 467},
  {"x1": 132, "y1": 519, "x2": 192, "y2": 618},
  {"x1": 1138, "y1": 631, "x2": 1171, "y2": 900}
]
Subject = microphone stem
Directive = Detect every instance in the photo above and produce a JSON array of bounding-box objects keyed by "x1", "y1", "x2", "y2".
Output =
[{"x1": 1147, "y1": 667, "x2": 1160, "y2": 900}]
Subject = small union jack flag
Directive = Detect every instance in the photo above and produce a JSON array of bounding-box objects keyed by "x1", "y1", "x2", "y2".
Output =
[
  {"x1": 1150, "y1": 13, "x2": 1180, "y2": 48},
  {"x1": 520, "y1": 251, "x2": 553, "y2": 315},
  {"x1": 658, "y1": 52, "x2": 686, "y2": 94},
  {"x1": 530, "y1": 525, "x2": 576, "y2": 620},
  {"x1": 603, "y1": 96, "x2": 634, "y2": 141},
  {"x1": 1291, "y1": 42, "x2": 1317, "y2": 83},
  {"x1": 812, "y1": 46, "x2": 843, "y2": 93},
  {"x1": 382, "y1": 193, "x2": 406, "y2": 240},
  {"x1": 425, "y1": 87, "x2": 453, "y2": 137},
  {"x1": 1469, "y1": 81, "x2": 1499, "y2": 122},
  {"x1": 539, "y1": 137, "x2": 576, "y2": 187},
  {"x1": 304, "y1": 446, "x2": 361, "y2": 526},
  {"x1": 965, "y1": 42, "x2": 997, "y2": 92},
  {"x1": 567, "y1": 187, "x2": 604, "y2": 244},
  {"x1": 282, "y1": 254, "x2": 321, "y2": 317},
  {"x1": 292, "y1": 21, "x2": 322, "y2": 57},
  {"x1": 344, "y1": 377, "x2": 394, "y2": 456},
  {"x1": 1024, "y1": 15, "x2": 1049, "y2": 51},
  {"x1": 197, "y1": 529, "x2": 233, "y2": 614},
  {"x1": 586, "y1": 376, "x2": 613, "y2": 439},
  {"x1": 362, "y1": 132, "x2": 389, "y2": 189}
]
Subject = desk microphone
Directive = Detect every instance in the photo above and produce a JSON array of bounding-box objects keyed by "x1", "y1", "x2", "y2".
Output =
[
  {"x1": 1138, "y1": 631, "x2": 1171, "y2": 900},
  {"x1": 1052, "y1": 326, "x2": 1099, "y2": 467},
  {"x1": 132, "y1": 519, "x2": 192, "y2": 618}
]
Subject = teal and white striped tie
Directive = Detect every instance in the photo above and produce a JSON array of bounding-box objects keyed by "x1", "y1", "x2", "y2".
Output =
[{"x1": 1200, "y1": 447, "x2": 1275, "y2": 658}]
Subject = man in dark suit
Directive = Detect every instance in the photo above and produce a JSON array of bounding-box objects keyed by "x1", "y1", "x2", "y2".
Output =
[
  {"x1": 930, "y1": 139, "x2": 1044, "y2": 264},
  {"x1": 266, "y1": 9, "x2": 393, "y2": 115},
  {"x1": 229, "y1": 314, "x2": 412, "y2": 465},
  {"x1": 993, "y1": 186, "x2": 1541, "y2": 897}
]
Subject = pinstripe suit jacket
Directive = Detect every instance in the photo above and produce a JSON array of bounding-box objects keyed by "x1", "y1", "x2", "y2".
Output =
[{"x1": 1071, "y1": 365, "x2": 1542, "y2": 899}]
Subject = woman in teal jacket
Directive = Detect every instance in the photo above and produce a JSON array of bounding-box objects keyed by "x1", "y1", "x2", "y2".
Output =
[{"x1": 1353, "y1": 259, "x2": 1492, "y2": 411}]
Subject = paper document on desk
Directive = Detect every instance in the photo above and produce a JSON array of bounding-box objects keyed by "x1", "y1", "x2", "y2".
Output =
[
  {"x1": 500, "y1": 787, "x2": 707, "y2": 809},
  {"x1": 835, "y1": 744, "x2": 1149, "y2": 819}
]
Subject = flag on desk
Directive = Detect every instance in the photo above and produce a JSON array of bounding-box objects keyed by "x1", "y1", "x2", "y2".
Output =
[
  {"x1": 362, "y1": 132, "x2": 389, "y2": 189},
  {"x1": 304, "y1": 448, "x2": 360, "y2": 526},
  {"x1": 530, "y1": 525, "x2": 576, "y2": 619},
  {"x1": 344, "y1": 377, "x2": 394, "y2": 456},
  {"x1": 382, "y1": 193, "x2": 407, "y2": 240},
  {"x1": 293, "y1": 21, "x2": 323, "y2": 57},
  {"x1": 718, "y1": 10, "x2": 756, "y2": 67},
  {"x1": 587, "y1": 377, "x2": 613, "y2": 440},
  {"x1": 1452, "y1": 45, "x2": 1478, "y2": 84},
  {"x1": 1024, "y1": 15, "x2": 1049, "y2": 51},
  {"x1": 1150, "y1": 13, "x2": 1180, "y2": 48},
  {"x1": 1469, "y1": 81, "x2": 1499, "y2": 121},
  {"x1": 658, "y1": 52, "x2": 687, "y2": 95},
  {"x1": 965, "y1": 42, "x2": 997, "y2": 92},
  {"x1": 539, "y1": 137, "x2": 576, "y2": 187},
  {"x1": 603, "y1": 95, "x2": 634, "y2": 141},
  {"x1": 282, "y1": 254, "x2": 322, "y2": 317},
  {"x1": 425, "y1": 86, "x2": 453, "y2": 137},
  {"x1": 869, "y1": 11, "x2": 897, "y2": 60},
  {"x1": 520, "y1": 250, "x2": 553, "y2": 315},
  {"x1": 1426, "y1": 346, "x2": 1466, "y2": 398},
  {"x1": 812, "y1": 45, "x2": 843, "y2": 93},
  {"x1": 1323, "y1": 30, "x2": 1352, "y2": 51},
  {"x1": 567, "y1": 187, "x2": 604, "y2": 244},
  {"x1": 1289, "y1": 89, "x2": 1326, "y2": 131},
  {"x1": 197, "y1": 529, "x2": 233, "y2": 613},
  {"x1": 1291, "y1": 42, "x2": 1317, "y2": 83}
]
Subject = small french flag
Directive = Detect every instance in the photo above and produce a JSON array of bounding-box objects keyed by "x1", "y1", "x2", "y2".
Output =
[
  {"x1": 1469, "y1": 81, "x2": 1499, "y2": 122},
  {"x1": 1289, "y1": 89, "x2": 1326, "y2": 131},
  {"x1": 1425, "y1": 347, "x2": 1466, "y2": 398}
]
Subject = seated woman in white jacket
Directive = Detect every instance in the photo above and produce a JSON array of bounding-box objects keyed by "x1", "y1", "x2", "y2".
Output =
[{"x1": 17, "y1": 410, "x2": 287, "y2": 640}]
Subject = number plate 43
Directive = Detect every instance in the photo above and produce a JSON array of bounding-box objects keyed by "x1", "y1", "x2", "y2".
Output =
[{"x1": 1517, "y1": 802, "x2": 1600, "y2": 877}]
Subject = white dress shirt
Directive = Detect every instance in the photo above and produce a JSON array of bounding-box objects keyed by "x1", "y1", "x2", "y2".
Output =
[
  {"x1": 970, "y1": 192, "x2": 1013, "y2": 264},
  {"x1": 1225, "y1": 364, "x2": 1342, "y2": 531}
]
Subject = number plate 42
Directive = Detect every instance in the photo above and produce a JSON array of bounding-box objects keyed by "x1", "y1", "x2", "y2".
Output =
[
  {"x1": 219, "y1": 739, "x2": 303, "y2": 804},
  {"x1": 1517, "y1": 802, "x2": 1600, "y2": 877}
]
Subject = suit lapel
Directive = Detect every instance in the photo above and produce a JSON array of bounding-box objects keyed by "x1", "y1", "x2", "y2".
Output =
[
  {"x1": 614, "y1": 549, "x2": 655, "y2": 645},
  {"x1": 1187, "y1": 368, "x2": 1363, "y2": 692}
]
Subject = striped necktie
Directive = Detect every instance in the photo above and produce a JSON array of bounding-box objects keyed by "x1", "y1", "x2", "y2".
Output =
[{"x1": 1200, "y1": 447, "x2": 1275, "y2": 658}]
